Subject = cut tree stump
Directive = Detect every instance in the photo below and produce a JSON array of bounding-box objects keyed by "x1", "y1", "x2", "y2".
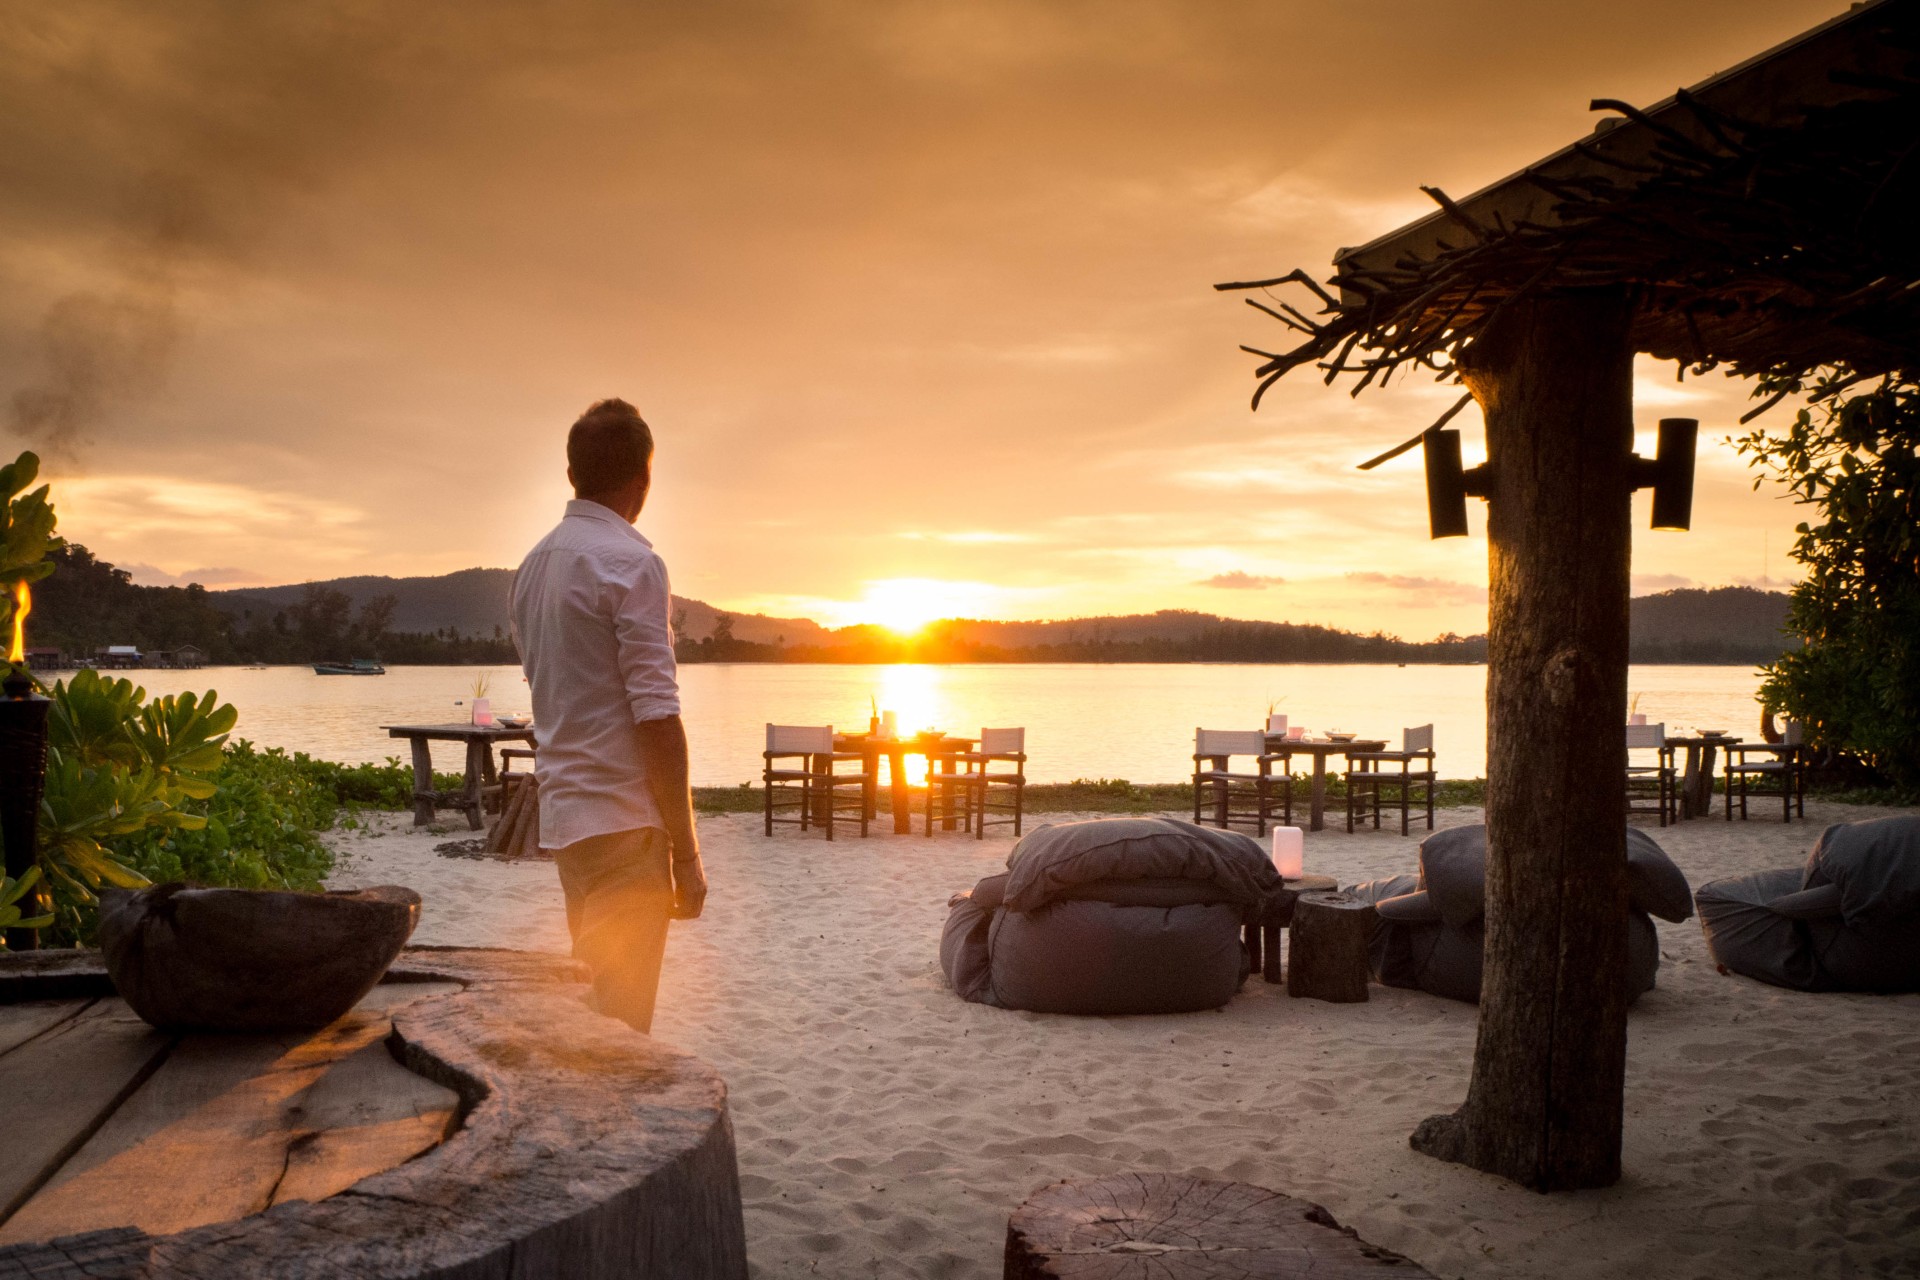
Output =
[
  {"x1": 1288, "y1": 892, "x2": 1375, "y2": 1003},
  {"x1": 1004, "y1": 1173, "x2": 1434, "y2": 1278},
  {"x1": 1253, "y1": 874, "x2": 1338, "y2": 984},
  {"x1": 0, "y1": 947, "x2": 746, "y2": 1279}
]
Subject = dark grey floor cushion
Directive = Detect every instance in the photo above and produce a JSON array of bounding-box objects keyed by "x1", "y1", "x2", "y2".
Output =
[
  {"x1": 940, "y1": 817, "x2": 1273, "y2": 1014},
  {"x1": 1346, "y1": 824, "x2": 1686, "y2": 1005},
  {"x1": 1697, "y1": 816, "x2": 1920, "y2": 993}
]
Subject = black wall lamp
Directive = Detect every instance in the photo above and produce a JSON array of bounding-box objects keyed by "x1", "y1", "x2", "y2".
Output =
[
  {"x1": 1634, "y1": 417, "x2": 1698, "y2": 532},
  {"x1": 1382, "y1": 412, "x2": 1697, "y2": 537},
  {"x1": 1366, "y1": 403, "x2": 1699, "y2": 540}
]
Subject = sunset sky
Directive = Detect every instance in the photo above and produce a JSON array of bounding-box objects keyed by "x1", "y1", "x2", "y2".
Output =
[{"x1": 0, "y1": 0, "x2": 1838, "y2": 640}]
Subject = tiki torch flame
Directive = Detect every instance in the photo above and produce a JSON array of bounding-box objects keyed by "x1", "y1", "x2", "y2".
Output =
[{"x1": 7, "y1": 580, "x2": 28, "y2": 666}]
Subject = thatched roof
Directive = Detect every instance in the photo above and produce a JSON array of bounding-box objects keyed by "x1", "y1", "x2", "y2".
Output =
[{"x1": 1221, "y1": 0, "x2": 1920, "y2": 412}]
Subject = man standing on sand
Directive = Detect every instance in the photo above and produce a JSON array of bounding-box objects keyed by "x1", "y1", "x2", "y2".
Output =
[{"x1": 511, "y1": 398, "x2": 707, "y2": 1033}]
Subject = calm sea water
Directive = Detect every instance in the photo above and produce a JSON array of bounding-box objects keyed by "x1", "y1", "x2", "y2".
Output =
[{"x1": 122, "y1": 662, "x2": 1767, "y2": 787}]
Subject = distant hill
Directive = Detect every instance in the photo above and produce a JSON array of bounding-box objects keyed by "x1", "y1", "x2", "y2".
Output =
[
  {"x1": 36, "y1": 546, "x2": 1794, "y2": 667},
  {"x1": 216, "y1": 569, "x2": 516, "y2": 636},
  {"x1": 200, "y1": 572, "x2": 1794, "y2": 664},
  {"x1": 1627, "y1": 587, "x2": 1793, "y2": 663},
  {"x1": 210, "y1": 571, "x2": 834, "y2": 646}
]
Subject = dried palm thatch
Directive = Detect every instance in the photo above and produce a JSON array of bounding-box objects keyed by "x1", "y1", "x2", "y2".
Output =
[{"x1": 1219, "y1": 0, "x2": 1920, "y2": 421}]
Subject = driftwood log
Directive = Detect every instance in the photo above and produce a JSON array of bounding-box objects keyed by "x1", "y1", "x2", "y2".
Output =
[
  {"x1": 483, "y1": 774, "x2": 543, "y2": 859},
  {"x1": 0, "y1": 946, "x2": 746, "y2": 1279},
  {"x1": 1287, "y1": 892, "x2": 1376, "y2": 1003},
  {"x1": 1004, "y1": 1173, "x2": 1434, "y2": 1278}
]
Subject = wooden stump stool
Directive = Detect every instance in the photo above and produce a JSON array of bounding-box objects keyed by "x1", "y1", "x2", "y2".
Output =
[
  {"x1": 1005, "y1": 1173, "x2": 1434, "y2": 1278},
  {"x1": 1287, "y1": 891, "x2": 1376, "y2": 1003},
  {"x1": 0, "y1": 947, "x2": 746, "y2": 1279}
]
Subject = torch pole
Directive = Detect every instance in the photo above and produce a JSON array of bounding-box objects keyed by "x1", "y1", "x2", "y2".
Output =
[{"x1": 1, "y1": 666, "x2": 50, "y2": 950}]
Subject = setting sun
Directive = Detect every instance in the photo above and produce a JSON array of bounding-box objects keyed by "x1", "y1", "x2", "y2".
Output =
[{"x1": 844, "y1": 579, "x2": 985, "y2": 635}]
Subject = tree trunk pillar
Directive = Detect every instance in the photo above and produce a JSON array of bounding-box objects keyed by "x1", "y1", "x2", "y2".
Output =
[{"x1": 1410, "y1": 290, "x2": 1635, "y2": 1191}]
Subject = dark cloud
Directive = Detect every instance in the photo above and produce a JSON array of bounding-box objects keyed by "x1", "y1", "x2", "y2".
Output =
[
  {"x1": 1347, "y1": 572, "x2": 1488, "y2": 606},
  {"x1": 1198, "y1": 571, "x2": 1285, "y2": 589},
  {"x1": 1631, "y1": 572, "x2": 1697, "y2": 593},
  {"x1": 122, "y1": 562, "x2": 260, "y2": 587}
]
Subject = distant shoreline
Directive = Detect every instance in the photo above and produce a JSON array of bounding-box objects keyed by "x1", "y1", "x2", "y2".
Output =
[{"x1": 42, "y1": 656, "x2": 1775, "y2": 678}]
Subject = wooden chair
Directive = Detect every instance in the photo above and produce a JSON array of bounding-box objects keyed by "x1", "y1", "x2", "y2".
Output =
[
  {"x1": 1191, "y1": 729, "x2": 1289, "y2": 835},
  {"x1": 926, "y1": 727, "x2": 1027, "y2": 839},
  {"x1": 1724, "y1": 720, "x2": 1806, "y2": 822},
  {"x1": 1345, "y1": 724, "x2": 1437, "y2": 835},
  {"x1": 762, "y1": 724, "x2": 869, "y2": 839},
  {"x1": 1625, "y1": 722, "x2": 1676, "y2": 826}
]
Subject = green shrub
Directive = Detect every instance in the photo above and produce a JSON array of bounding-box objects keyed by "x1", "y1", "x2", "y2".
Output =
[
  {"x1": 259, "y1": 751, "x2": 465, "y2": 809},
  {"x1": 112, "y1": 742, "x2": 335, "y2": 913}
]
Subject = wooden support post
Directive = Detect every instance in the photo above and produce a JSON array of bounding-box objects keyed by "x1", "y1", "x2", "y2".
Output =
[
  {"x1": 1410, "y1": 290, "x2": 1636, "y2": 1191},
  {"x1": 462, "y1": 739, "x2": 487, "y2": 831},
  {"x1": 408, "y1": 738, "x2": 436, "y2": 827}
]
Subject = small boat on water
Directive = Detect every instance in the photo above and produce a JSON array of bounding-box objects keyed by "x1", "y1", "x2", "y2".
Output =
[{"x1": 313, "y1": 659, "x2": 387, "y2": 676}]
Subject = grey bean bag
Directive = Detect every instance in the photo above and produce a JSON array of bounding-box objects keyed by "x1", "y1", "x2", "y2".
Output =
[
  {"x1": 1696, "y1": 815, "x2": 1920, "y2": 992},
  {"x1": 940, "y1": 817, "x2": 1282, "y2": 1014},
  {"x1": 1344, "y1": 824, "x2": 1692, "y2": 1004}
]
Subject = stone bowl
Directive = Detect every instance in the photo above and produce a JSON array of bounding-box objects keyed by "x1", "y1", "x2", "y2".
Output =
[{"x1": 98, "y1": 883, "x2": 422, "y2": 1031}]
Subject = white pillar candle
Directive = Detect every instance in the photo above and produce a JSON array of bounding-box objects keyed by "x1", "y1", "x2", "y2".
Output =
[
  {"x1": 1272, "y1": 826, "x2": 1305, "y2": 879},
  {"x1": 471, "y1": 698, "x2": 493, "y2": 727},
  {"x1": 1267, "y1": 714, "x2": 1288, "y2": 736},
  {"x1": 1628, "y1": 713, "x2": 1647, "y2": 726},
  {"x1": 881, "y1": 710, "x2": 898, "y2": 738}
]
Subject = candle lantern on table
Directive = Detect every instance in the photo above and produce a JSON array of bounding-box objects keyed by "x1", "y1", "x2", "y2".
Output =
[
  {"x1": 2, "y1": 583, "x2": 50, "y2": 950},
  {"x1": 1272, "y1": 826, "x2": 1305, "y2": 879}
]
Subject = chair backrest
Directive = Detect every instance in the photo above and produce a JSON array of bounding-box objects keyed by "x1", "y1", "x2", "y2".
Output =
[
  {"x1": 1196, "y1": 728, "x2": 1267, "y2": 757},
  {"x1": 767, "y1": 723, "x2": 832, "y2": 754},
  {"x1": 979, "y1": 727, "x2": 1025, "y2": 754},
  {"x1": 1624, "y1": 722, "x2": 1666, "y2": 750},
  {"x1": 1784, "y1": 719, "x2": 1805, "y2": 745},
  {"x1": 1404, "y1": 724, "x2": 1434, "y2": 753}
]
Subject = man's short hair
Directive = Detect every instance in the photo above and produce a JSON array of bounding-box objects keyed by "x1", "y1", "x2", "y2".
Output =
[{"x1": 568, "y1": 399, "x2": 654, "y2": 496}]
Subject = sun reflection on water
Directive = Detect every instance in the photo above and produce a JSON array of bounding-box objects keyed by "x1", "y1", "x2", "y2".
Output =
[{"x1": 877, "y1": 665, "x2": 947, "y2": 786}]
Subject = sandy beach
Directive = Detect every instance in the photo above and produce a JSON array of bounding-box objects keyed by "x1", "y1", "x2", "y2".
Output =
[{"x1": 326, "y1": 802, "x2": 1920, "y2": 1279}]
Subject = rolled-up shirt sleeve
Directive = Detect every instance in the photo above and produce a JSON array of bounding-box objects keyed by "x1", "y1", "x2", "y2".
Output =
[{"x1": 613, "y1": 556, "x2": 682, "y2": 723}]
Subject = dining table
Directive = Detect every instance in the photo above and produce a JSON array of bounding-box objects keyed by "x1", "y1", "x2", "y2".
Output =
[
  {"x1": 833, "y1": 732, "x2": 978, "y2": 834},
  {"x1": 1263, "y1": 736, "x2": 1389, "y2": 832},
  {"x1": 1664, "y1": 731, "x2": 1738, "y2": 819},
  {"x1": 382, "y1": 722, "x2": 537, "y2": 829}
]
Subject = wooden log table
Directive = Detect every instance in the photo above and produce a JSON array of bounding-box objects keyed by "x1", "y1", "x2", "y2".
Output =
[
  {"x1": 1005, "y1": 1173, "x2": 1434, "y2": 1278},
  {"x1": 382, "y1": 723, "x2": 536, "y2": 830},
  {"x1": 1288, "y1": 891, "x2": 1378, "y2": 1003},
  {"x1": 1244, "y1": 874, "x2": 1338, "y2": 984},
  {"x1": 1263, "y1": 738, "x2": 1387, "y2": 832},
  {"x1": 0, "y1": 947, "x2": 746, "y2": 1279},
  {"x1": 1665, "y1": 732, "x2": 1735, "y2": 819}
]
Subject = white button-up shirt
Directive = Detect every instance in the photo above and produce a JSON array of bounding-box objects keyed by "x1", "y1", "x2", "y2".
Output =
[{"x1": 511, "y1": 499, "x2": 681, "y2": 849}]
